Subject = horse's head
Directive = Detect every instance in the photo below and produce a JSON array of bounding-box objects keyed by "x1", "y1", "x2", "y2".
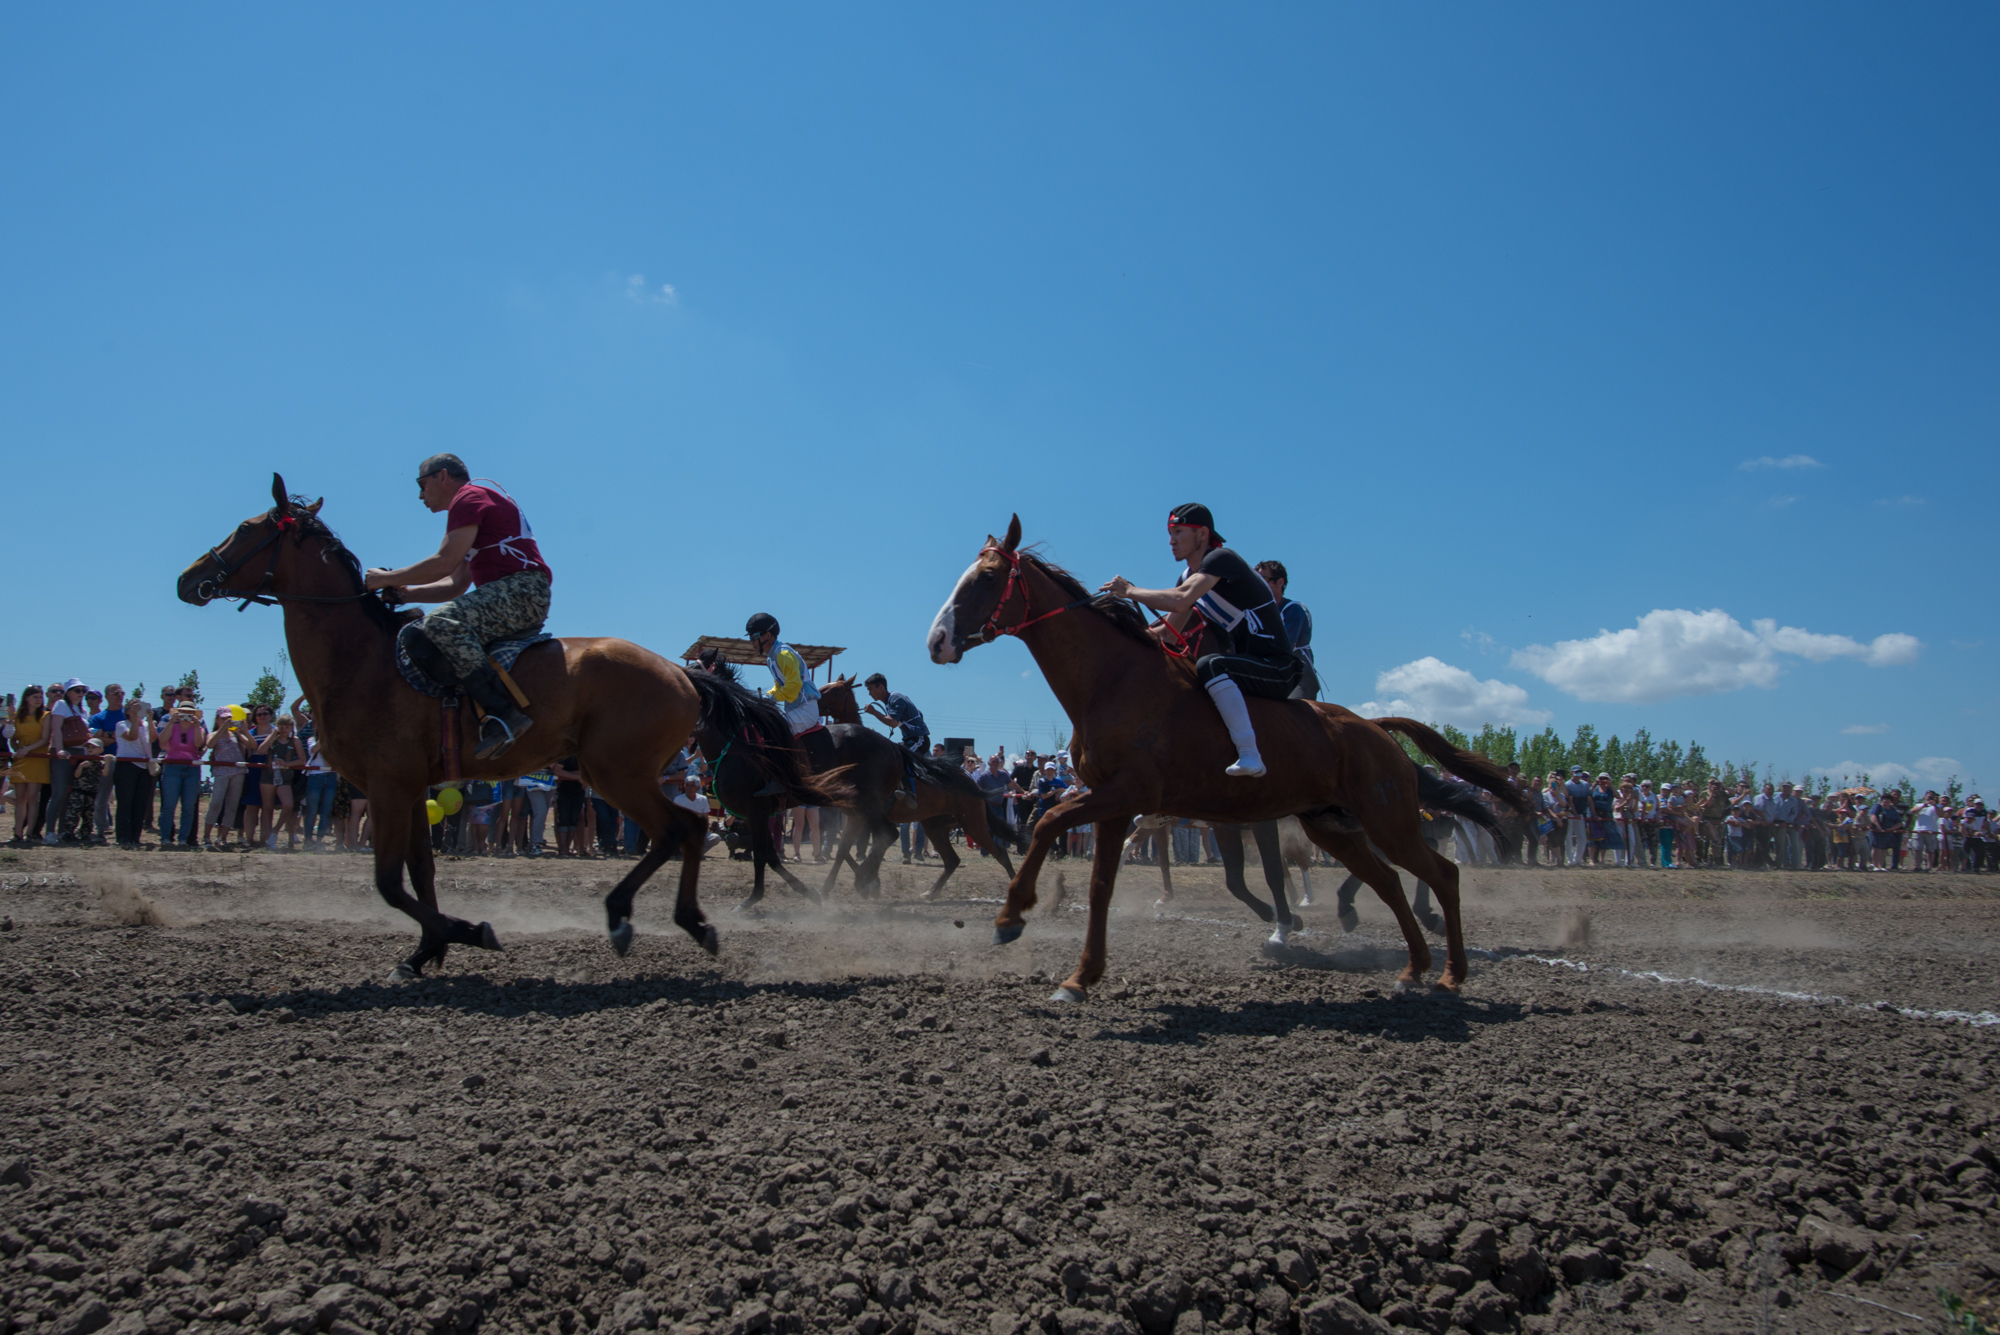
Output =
[
  {"x1": 819, "y1": 674, "x2": 861, "y2": 724},
  {"x1": 177, "y1": 473, "x2": 324, "y2": 607},
  {"x1": 927, "y1": 514, "x2": 1025, "y2": 664}
]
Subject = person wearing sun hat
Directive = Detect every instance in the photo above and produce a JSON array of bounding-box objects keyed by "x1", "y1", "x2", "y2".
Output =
[
  {"x1": 1097, "y1": 503, "x2": 1299, "y2": 778},
  {"x1": 43, "y1": 679, "x2": 93, "y2": 845}
]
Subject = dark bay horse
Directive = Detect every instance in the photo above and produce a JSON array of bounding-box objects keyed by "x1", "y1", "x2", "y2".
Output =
[
  {"x1": 814, "y1": 676, "x2": 1017, "y2": 900},
  {"x1": 178, "y1": 476, "x2": 721, "y2": 979},
  {"x1": 927, "y1": 515, "x2": 1529, "y2": 1002},
  {"x1": 688, "y1": 669, "x2": 849, "y2": 914}
]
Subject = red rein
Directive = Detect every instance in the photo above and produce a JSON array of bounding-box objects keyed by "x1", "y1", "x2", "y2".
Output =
[{"x1": 978, "y1": 545, "x2": 1202, "y2": 660}]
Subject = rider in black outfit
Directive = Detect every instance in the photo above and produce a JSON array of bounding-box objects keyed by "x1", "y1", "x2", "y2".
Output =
[{"x1": 1099, "y1": 502, "x2": 1299, "y2": 777}]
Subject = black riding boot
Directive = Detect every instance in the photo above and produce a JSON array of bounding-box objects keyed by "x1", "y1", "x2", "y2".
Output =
[{"x1": 463, "y1": 665, "x2": 534, "y2": 760}]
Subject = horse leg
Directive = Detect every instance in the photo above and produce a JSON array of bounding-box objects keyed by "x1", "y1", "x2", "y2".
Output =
[
  {"x1": 1154, "y1": 833, "x2": 1173, "y2": 911},
  {"x1": 1293, "y1": 850, "x2": 1313, "y2": 907},
  {"x1": 920, "y1": 816, "x2": 960, "y2": 899},
  {"x1": 373, "y1": 798, "x2": 486, "y2": 982},
  {"x1": 994, "y1": 791, "x2": 1136, "y2": 946},
  {"x1": 758, "y1": 812, "x2": 824, "y2": 906},
  {"x1": 1052, "y1": 818, "x2": 1130, "y2": 1003},
  {"x1": 1250, "y1": 820, "x2": 1298, "y2": 946},
  {"x1": 1334, "y1": 873, "x2": 1362, "y2": 933},
  {"x1": 1394, "y1": 851, "x2": 1469, "y2": 990},
  {"x1": 1412, "y1": 878, "x2": 1444, "y2": 932},
  {"x1": 1309, "y1": 827, "x2": 1433, "y2": 986},
  {"x1": 406, "y1": 807, "x2": 500, "y2": 960},
  {"x1": 1213, "y1": 826, "x2": 1276, "y2": 923},
  {"x1": 821, "y1": 819, "x2": 862, "y2": 899},
  {"x1": 983, "y1": 802, "x2": 1019, "y2": 884},
  {"x1": 855, "y1": 824, "x2": 895, "y2": 899}
]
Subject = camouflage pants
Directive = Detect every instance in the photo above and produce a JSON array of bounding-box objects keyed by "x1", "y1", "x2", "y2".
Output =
[{"x1": 424, "y1": 571, "x2": 551, "y2": 679}]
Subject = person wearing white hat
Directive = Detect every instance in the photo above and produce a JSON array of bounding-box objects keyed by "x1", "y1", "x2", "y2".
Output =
[{"x1": 43, "y1": 679, "x2": 93, "y2": 845}]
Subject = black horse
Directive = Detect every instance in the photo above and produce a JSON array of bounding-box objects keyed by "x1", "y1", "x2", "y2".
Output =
[
  {"x1": 688, "y1": 670, "x2": 849, "y2": 914},
  {"x1": 814, "y1": 676, "x2": 1018, "y2": 900}
]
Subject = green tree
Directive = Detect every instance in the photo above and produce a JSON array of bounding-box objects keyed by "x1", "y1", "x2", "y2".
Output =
[
  {"x1": 1568, "y1": 724, "x2": 1601, "y2": 779},
  {"x1": 246, "y1": 667, "x2": 287, "y2": 713},
  {"x1": 175, "y1": 669, "x2": 203, "y2": 704}
]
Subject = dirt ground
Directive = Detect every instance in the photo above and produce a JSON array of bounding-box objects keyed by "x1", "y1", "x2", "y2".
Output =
[{"x1": 1, "y1": 841, "x2": 1996, "y2": 1335}]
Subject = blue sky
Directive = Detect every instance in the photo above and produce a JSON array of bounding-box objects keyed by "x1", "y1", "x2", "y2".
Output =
[{"x1": 3, "y1": 5, "x2": 1994, "y2": 792}]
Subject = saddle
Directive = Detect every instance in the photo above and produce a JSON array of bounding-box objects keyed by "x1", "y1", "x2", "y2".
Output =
[{"x1": 395, "y1": 620, "x2": 555, "y2": 699}]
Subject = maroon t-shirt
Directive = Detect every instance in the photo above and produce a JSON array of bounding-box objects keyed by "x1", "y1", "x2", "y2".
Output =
[{"x1": 446, "y1": 485, "x2": 552, "y2": 588}]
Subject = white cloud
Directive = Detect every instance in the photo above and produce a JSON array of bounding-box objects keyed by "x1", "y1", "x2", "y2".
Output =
[
  {"x1": 1768, "y1": 495, "x2": 1798, "y2": 508},
  {"x1": 1840, "y1": 723, "x2": 1890, "y2": 735},
  {"x1": 1356, "y1": 657, "x2": 1551, "y2": 728},
  {"x1": 1511, "y1": 609, "x2": 1921, "y2": 704},
  {"x1": 1811, "y1": 757, "x2": 1966, "y2": 791},
  {"x1": 1755, "y1": 621, "x2": 1920, "y2": 666},
  {"x1": 1876, "y1": 495, "x2": 1924, "y2": 507},
  {"x1": 624, "y1": 275, "x2": 678, "y2": 306},
  {"x1": 1738, "y1": 454, "x2": 1824, "y2": 471}
]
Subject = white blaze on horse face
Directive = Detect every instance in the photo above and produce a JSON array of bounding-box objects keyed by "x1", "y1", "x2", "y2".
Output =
[{"x1": 928, "y1": 556, "x2": 983, "y2": 664}]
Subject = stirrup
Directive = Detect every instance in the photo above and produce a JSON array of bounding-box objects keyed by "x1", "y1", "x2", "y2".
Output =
[
  {"x1": 1225, "y1": 751, "x2": 1267, "y2": 778},
  {"x1": 474, "y1": 713, "x2": 529, "y2": 760}
]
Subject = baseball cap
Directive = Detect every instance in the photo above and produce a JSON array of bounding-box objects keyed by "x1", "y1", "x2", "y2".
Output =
[{"x1": 1167, "y1": 502, "x2": 1226, "y2": 545}]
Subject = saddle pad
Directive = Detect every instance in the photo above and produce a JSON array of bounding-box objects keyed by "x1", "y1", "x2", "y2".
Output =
[{"x1": 396, "y1": 621, "x2": 556, "y2": 698}]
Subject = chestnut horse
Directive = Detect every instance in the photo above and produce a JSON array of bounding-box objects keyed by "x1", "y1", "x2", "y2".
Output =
[
  {"x1": 178, "y1": 476, "x2": 720, "y2": 980},
  {"x1": 926, "y1": 515, "x2": 1528, "y2": 1002},
  {"x1": 814, "y1": 676, "x2": 1018, "y2": 900}
]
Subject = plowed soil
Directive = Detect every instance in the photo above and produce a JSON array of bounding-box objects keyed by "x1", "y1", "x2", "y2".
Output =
[{"x1": 1, "y1": 844, "x2": 1996, "y2": 1335}]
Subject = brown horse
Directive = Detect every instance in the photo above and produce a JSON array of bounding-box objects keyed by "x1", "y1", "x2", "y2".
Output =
[
  {"x1": 177, "y1": 476, "x2": 721, "y2": 980},
  {"x1": 926, "y1": 515, "x2": 1528, "y2": 1002},
  {"x1": 815, "y1": 676, "x2": 1019, "y2": 900}
]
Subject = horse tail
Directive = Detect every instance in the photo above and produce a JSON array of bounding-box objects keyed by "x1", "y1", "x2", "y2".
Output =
[
  {"x1": 906, "y1": 749, "x2": 983, "y2": 798},
  {"x1": 1417, "y1": 770, "x2": 1501, "y2": 833},
  {"x1": 904, "y1": 749, "x2": 1015, "y2": 845},
  {"x1": 688, "y1": 671, "x2": 848, "y2": 809},
  {"x1": 1370, "y1": 716, "x2": 1532, "y2": 817}
]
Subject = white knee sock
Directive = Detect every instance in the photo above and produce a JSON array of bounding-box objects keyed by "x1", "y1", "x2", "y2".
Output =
[{"x1": 1204, "y1": 676, "x2": 1265, "y2": 775}]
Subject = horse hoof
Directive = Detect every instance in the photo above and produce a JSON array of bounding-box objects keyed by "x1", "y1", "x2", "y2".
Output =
[
  {"x1": 476, "y1": 922, "x2": 501, "y2": 951},
  {"x1": 992, "y1": 923, "x2": 1024, "y2": 946},
  {"x1": 609, "y1": 922, "x2": 634, "y2": 958},
  {"x1": 1048, "y1": 985, "x2": 1088, "y2": 1004},
  {"x1": 389, "y1": 963, "x2": 418, "y2": 983},
  {"x1": 1417, "y1": 914, "x2": 1445, "y2": 934},
  {"x1": 700, "y1": 925, "x2": 720, "y2": 957},
  {"x1": 1291, "y1": 914, "x2": 1306, "y2": 932},
  {"x1": 1337, "y1": 907, "x2": 1360, "y2": 934},
  {"x1": 1260, "y1": 937, "x2": 1290, "y2": 957}
]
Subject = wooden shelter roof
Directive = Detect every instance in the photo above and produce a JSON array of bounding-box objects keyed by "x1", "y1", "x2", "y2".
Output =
[{"x1": 681, "y1": 636, "x2": 846, "y2": 669}]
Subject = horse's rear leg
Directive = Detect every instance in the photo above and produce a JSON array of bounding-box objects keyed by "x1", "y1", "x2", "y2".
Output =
[
  {"x1": 1401, "y1": 852, "x2": 1468, "y2": 989},
  {"x1": 1310, "y1": 829, "x2": 1433, "y2": 986},
  {"x1": 1154, "y1": 835, "x2": 1174, "y2": 910},
  {"x1": 820, "y1": 820, "x2": 862, "y2": 899}
]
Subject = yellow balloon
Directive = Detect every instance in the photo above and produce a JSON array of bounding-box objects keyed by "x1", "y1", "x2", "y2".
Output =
[
  {"x1": 437, "y1": 787, "x2": 464, "y2": 815},
  {"x1": 425, "y1": 799, "x2": 444, "y2": 826},
  {"x1": 228, "y1": 704, "x2": 247, "y2": 721}
]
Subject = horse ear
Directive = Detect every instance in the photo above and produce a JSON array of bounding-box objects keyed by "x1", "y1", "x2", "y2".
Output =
[
  {"x1": 304, "y1": 497, "x2": 324, "y2": 517},
  {"x1": 271, "y1": 474, "x2": 290, "y2": 513},
  {"x1": 1002, "y1": 514, "x2": 1022, "y2": 552}
]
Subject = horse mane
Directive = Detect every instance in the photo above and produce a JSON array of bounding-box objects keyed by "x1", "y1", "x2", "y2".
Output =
[
  {"x1": 271, "y1": 499, "x2": 418, "y2": 634},
  {"x1": 1023, "y1": 552, "x2": 1169, "y2": 650},
  {"x1": 691, "y1": 666, "x2": 793, "y2": 748}
]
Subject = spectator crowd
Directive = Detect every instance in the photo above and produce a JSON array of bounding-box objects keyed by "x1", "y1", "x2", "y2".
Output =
[{"x1": 6, "y1": 676, "x2": 1988, "y2": 876}]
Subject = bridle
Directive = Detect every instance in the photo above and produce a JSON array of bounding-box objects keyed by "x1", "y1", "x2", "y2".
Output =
[
  {"x1": 953, "y1": 543, "x2": 1205, "y2": 660},
  {"x1": 952, "y1": 545, "x2": 1097, "y2": 653},
  {"x1": 194, "y1": 512, "x2": 378, "y2": 612}
]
